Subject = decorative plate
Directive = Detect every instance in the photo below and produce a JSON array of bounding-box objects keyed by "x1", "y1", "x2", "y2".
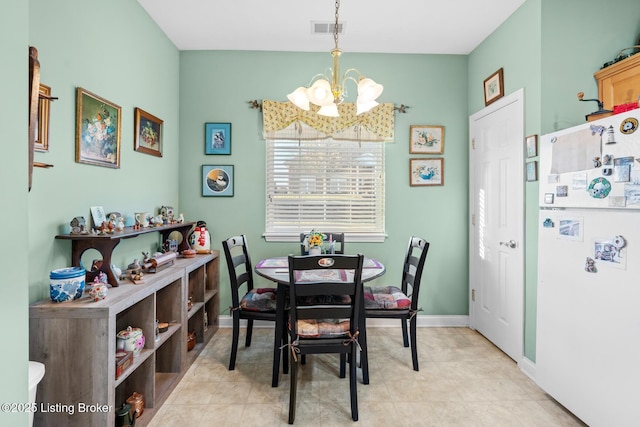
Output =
[
  {"x1": 620, "y1": 117, "x2": 638, "y2": 135},
  {"x1": 587, "y1": 177, "x2": 611, "y2": 199}
]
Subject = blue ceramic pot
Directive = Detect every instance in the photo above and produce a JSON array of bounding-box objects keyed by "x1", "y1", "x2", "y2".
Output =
[{"x1": 50, "y1": 267, "x2": 86, "y2": 303}]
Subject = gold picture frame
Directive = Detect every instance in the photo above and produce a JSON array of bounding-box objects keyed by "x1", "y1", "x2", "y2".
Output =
[
  {"x1": 483, "y1": 68, "x2": 504, "y2": 106},
  {"x1": 134, "y1": 107, "x2": 163, "y2": 157},
  {"x1": 410, "y1": 158, "x2": 444, "y2": 186},
  {"x1": 75, "y1": 87, "x2": 121, "y2": 168},
  {"x1": 35, "y1": 84, "x2": 52, "y2": 152},
  {"x1": 409, "y1": 125, "x2": 445, "y2": 154}
]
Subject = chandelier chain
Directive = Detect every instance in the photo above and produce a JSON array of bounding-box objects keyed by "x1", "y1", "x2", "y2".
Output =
[{"x1": 334, "y1": 0, "x2": 340, "y2": 50}]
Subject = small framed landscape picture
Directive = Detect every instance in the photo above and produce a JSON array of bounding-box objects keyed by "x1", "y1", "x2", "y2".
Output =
[
  {"x1": 202, "y1": 165, "x2": 234, "y2": 197},
  {"x1": 409, "y1": 125, "x2": 445, "y2": 154},
  {"x1": 525, "y1": 134, "x2": 538, "y2": 158},
  {"x1": 483, "y1": 68, "x2": 504, "y2": 106},
  {"x1": 134, "y1": 107, "x2": 163, "y2": 157},
  {"x1": 410, "y1": 158, "x2": 444, "y2": 186},
  {"x1": 205, "y1": 123, "x2": 231, "y2": 155}
]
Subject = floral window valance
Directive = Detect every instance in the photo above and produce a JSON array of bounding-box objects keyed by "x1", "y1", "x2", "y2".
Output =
[{"x1": 262, "y1": 100, "x2": 394, "y2": 142}]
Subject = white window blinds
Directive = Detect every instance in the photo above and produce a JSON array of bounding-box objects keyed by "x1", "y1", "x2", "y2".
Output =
[{"x1": 264, "y1": 139, "x2": 385, "y2": 241}]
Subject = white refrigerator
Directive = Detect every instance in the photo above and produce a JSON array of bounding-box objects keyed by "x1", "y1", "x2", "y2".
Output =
[{"x1": 536, "y1": 111, "x2": 640, "y2": 427}]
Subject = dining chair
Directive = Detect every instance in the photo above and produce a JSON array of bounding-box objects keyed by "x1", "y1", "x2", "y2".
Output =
[
  {"x1": 299, "y1": 232, "x2": 345, "y2": 255},
  {"x1": 363, "y1": 236, "x2": 430, "y2": 375},
  {"x1": 222, "y1": 235, "x2": 287, "y2": 372},
  {"x1": 286, "y1": 253, "x2": 365, "y2": 424}
]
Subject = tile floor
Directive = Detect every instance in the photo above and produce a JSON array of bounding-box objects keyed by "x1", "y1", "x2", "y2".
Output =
[{"x1": 149, "y1": 327, "x2": 587, "y2": 426}]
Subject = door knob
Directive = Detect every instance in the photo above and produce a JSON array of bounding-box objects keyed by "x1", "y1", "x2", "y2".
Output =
[{"x1": 499, "y1": 240, "x2": 517, "y2": 248}]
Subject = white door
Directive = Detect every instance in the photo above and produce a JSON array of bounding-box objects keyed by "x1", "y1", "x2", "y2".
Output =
[{"x1": 468, "y1": 89, "x2": 524, "y2": 362}]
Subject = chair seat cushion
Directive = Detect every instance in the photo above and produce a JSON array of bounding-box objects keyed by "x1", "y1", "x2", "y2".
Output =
[
  {"x1": 240, "y1": 288, "x2": 277, "y2": 312},
  {"x1": 364, "y1": 286, "x2": 411, "y2": 309},
  {"x1": 294, "y1": 318, "x2": 351, "y2": 338}
]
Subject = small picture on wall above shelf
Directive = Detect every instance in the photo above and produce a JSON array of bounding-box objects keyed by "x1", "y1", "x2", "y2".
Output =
[
  {"x1": 75, "y1": 87, "x2": 121, "y2": 168},
  {"x1": 205, "y1": 123, "x2": 231, "y2": 155},
  {"x1": 202, "y1": 165, "x2": 234, "y2": 197},
  {"x1": 134, "y1": 108, "x2": 163, "y2": 157}
]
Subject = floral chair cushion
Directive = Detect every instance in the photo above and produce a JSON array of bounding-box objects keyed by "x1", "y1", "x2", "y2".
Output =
[
  {"x1": 364, "y1": 286, "x2": 411, "y2": 309},
  {"x1": 240, "y1": 288, "x2": 277, "y2": 312},
  {"x1": 293, "y1": 318, "x2": 351, "y2": 338}
]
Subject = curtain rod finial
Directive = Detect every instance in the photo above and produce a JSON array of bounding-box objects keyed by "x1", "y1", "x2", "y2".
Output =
[{"x1": 248, "y1": 100, "x2": 263, "y2": 111}]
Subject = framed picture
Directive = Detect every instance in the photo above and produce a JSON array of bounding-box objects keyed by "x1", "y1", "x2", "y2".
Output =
[
  {"x1": 483, "y1": 68, "x2": 504, "y2": 106},
  {"x1": 205, "y1": 122, "x2": 231, "y2": 155},
  {"x1": 90, "y1": 206, "x2": 106, "y2": 229},
  {"x1": 202, "y1": 165, "x2": 234, "y2": 196},
  {"x1": 526, "y1": 161, "x2": 538, "y2": 182},
  {"x1": 35, "y1": 83, "x2": 52, "y2": 152},
  {"x1": 75, "y1": 87, "x2": 121, "y2": 168},
  {"x1": 525, "y1": 134, "x2": 538, "y2": 158},
  {"x1": 410, "y1": 158, "x2": 444, "y2": 186},
  {"x1": 409, "y1": 125, "x2": 445, "y2": 154},
  {"x1": 134, "y1": 107, "x2": 163, "y2": 157}
]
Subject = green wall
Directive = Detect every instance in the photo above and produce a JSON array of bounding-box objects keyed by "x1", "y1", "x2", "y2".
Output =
[
  {"x1": 1, "y1": 2, "x2": 29, "y2": 424},
  {"x1": 27, "y1": 0, "x2": 181, "y2": 302},
  {"x1": 178, "y1": 51, "x2": 471, "y2": 316},
  {"x1": 468, "y1": 0, "x2": 640, "y2": 361}
]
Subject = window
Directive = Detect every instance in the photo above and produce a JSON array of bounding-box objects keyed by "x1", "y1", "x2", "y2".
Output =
[{"x1": 264, "y1": 139, "x2": 385, "y2": 242}]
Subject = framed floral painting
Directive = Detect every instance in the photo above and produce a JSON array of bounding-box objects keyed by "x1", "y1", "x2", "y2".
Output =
[
  {"x1": 134, "y1": 107, "x2": 163, "y2": 157},
  {"x1": 410, "y1": 158, "x2": 444, "y2": 186},
  {"x1": 75, "y1": 88, "x2": 121, "y2": 168},
  {"x1": 410, "y1": 125, "x2": 445, "y2": 154}
]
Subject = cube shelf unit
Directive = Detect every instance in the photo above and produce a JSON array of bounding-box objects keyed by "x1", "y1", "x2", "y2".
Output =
[{"x1": 29, "y1": 252, "x2": 219, "y2": 427}]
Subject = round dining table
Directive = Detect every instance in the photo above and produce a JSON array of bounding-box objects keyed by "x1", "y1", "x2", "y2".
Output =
[{"x1": 255, "y1": 256, "x2": 385, "y2": 387}]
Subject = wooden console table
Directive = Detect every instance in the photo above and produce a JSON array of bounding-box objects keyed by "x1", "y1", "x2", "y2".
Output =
[{"x1": 55, "y1": 222, "x2": 195, "y2": 286}]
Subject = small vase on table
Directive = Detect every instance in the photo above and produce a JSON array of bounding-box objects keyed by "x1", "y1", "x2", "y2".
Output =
[{"x1": 309, "y1": 246, "x2": 322, "y2": 255}]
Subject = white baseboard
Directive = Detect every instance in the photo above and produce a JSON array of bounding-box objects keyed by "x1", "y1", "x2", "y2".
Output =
[
  {"x1": 518, "y1": 356, "x2": 537, "y2": 381},
  {"x1": 217, "y1": 314, "x2": 469, "y2": 329}
]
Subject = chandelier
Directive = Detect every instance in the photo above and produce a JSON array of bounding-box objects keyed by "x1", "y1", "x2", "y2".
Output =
[{"x1": 287, "y1": 0, "x2": 384, "y2": 117}]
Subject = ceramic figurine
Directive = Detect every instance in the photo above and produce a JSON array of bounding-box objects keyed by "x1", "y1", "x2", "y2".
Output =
[
  {"x1": 115, "y1": 217, "x2": 125, "y2": 231},
  {"x1": 89, "y1": 281, "x2": 108, "y2": 301},
  {"x1": 70, "y1": 216, "x2": 87, "y2": 234},
  {"x1": 177, "y1": 213, "x2": 185, "y2": 224}
]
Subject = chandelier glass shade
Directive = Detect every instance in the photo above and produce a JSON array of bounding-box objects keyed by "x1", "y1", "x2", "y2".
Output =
[{"x1": 287, "y1": 0, "x2": 383, "y2": 117}]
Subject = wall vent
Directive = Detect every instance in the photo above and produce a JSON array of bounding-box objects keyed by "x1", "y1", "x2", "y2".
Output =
[{"x1": 311, "y1": 21, "x2": 344, "y2": 35}]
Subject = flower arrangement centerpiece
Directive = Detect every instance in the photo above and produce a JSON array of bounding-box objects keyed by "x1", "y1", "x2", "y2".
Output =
[{"x1": 304, "y1": 230, "x2": 326, "y2": 254}]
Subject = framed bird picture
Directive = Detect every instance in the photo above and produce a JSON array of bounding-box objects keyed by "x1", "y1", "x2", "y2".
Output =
[{"x1": 202, "y1": 165, "x2": 234, "y2": 197}]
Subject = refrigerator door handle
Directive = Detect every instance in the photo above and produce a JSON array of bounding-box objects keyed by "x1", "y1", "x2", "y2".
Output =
[{"x1": 499, "y1": 240, "x2": 517, "y2": 248}]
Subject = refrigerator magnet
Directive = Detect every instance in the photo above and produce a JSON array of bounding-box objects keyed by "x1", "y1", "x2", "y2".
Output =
[
  {"x1": 544, "y1": 193, "x2": 554, "y2": 204},
  {"x1": 620, "y1": 117, "x2": 638, "y2": 134},
  {"x1": 587, "y1": 177, "x2": 611, "y2": 198}
]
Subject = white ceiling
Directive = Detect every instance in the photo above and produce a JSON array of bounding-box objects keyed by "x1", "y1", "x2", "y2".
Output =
[{"x1": 137, "y1": 0, "x2": 525, "y2": 55}]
